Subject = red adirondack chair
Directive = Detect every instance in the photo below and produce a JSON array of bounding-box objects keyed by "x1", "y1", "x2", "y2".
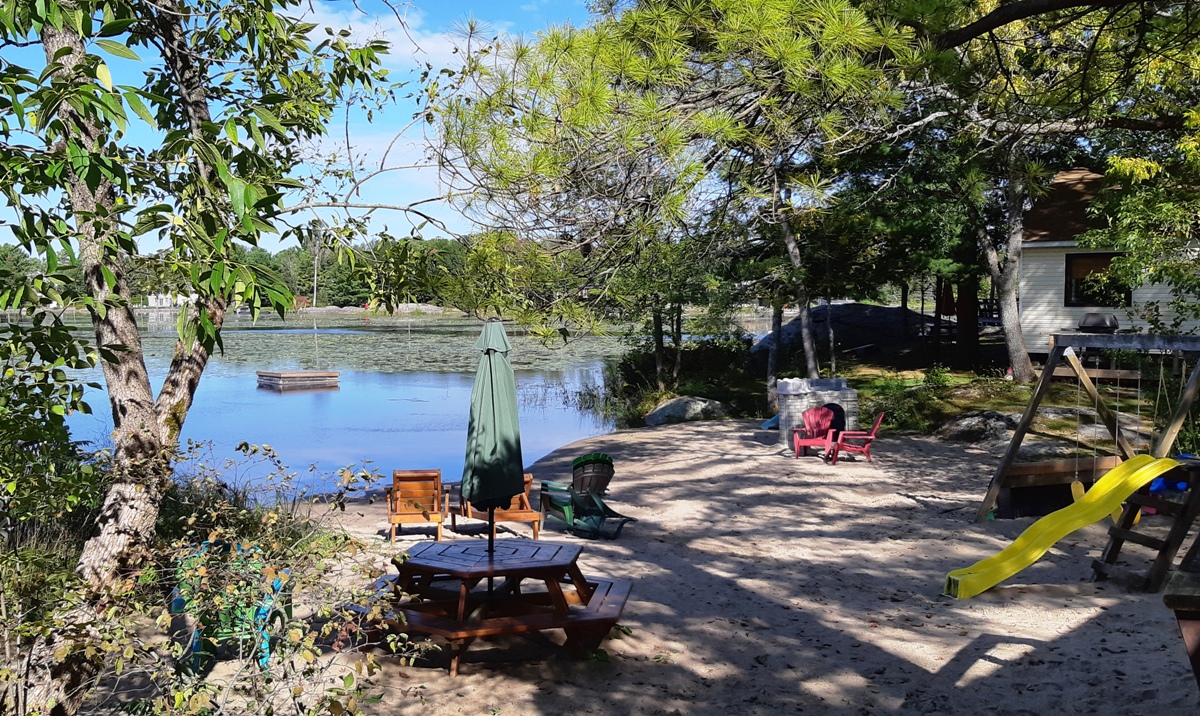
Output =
[
  {"x1": 793, "y1": 406, "x2": 836, "y2": 459},
  {"x1": 830, "y1": 412, "x2": 885, "y2": 465}
]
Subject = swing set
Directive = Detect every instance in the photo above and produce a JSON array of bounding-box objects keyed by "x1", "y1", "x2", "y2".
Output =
[{"x1": 977, "y1": 332, "x2": 1200, "y2": 522}]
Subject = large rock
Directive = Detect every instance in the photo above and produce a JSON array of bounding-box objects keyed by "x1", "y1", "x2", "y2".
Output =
[
  {"x1": 935, "y1": 410, "x2": 1018, "y2": 444},
  {"x1": 644, "y1": 396, "x2": 730, "y2": 426}
]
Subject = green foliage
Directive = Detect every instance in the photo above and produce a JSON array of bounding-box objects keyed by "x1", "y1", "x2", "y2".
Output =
[
  {"x1": 590, "y1": 334, "x2": 765, "y2": 425},
  {"x1": 6, "y1": 441, "x2": 409, "y2": 715},
  {"x1": 0, "y1": 0, "x2": 395, "y2": 349},
  {"x1": 0, "y1": 537, "x2": 82, "y2": 627},
  {"x1": 433, "y1": 0, "x2": 913, "y2": 338},
  {"x1": 923, "y1": 364, "x2": 952, "y2": 390},
  {"x1": 860, "y1": 374, "x2": 937, "y2": 432},
  {"x1": 1081, "y1": 172, "x2": 1200, "y2": 330},
  {"x1": 860, "y1": 365, "x2": 963, "y2": 432},
  {"x1": 0, "y1": 310, "x2": 99, "y2": 522}
]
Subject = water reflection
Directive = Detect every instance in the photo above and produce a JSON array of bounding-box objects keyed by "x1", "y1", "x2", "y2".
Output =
[{"x1": 67, "y1": 316, "x2": 621, "y2": 488}]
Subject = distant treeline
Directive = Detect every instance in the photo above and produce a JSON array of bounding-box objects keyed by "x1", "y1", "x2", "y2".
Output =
[{"x1": 0, "y1": 239, "x2": 466, "y2": 309}]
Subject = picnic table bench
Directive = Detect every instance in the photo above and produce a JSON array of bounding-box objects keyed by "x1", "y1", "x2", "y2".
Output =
[{"x1": 387, "y1": 540, "x2": 631, "y2": 674}]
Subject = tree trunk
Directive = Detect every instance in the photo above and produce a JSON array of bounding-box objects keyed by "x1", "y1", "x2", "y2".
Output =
[
  {"x1": 826, "y1": 300, "x2": 836, "y2": 376},
  {"x1": 797, "y1": 297, "x2": 819, "y2": 379},
  {"x1": 652, "y1": 308, "x2": 665, "y2": 391},
  {"x1": 16, "y1": 8, "x2": 228, "y2": 714},
  {"x1": 671, "y1": 303, "x2": 683, "y2": 385},
  {"x1": 956, "y1": 275, "x2": 980, "y2": 367},
  {"x1": 775, "y1": 183, "x2": 819, "y2": 379},
  {"x1": 932, "y1": 276, "x2": 944, "y2": 362},
  {"x1": 919, "y1": 278, "x2": 926, "y2": 335},
  {"x1": 766, "y1": 299, "x2": 784, "y2": 413},
  {"x1": 982, "y1": 161, "x2": 1036, "y2": 382},
  {"x1": 900, "y1": 282, "x2": 910, "y2": 338}
]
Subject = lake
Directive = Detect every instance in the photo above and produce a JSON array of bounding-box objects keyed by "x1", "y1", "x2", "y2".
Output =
[{"x1": 66, "y1": 312, "x2": 625, "y2": 490}]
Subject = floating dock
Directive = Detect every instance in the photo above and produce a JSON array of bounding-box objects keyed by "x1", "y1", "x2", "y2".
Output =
[{"x1": 256, "y1": 370, "x2": 340, "y2": 391}]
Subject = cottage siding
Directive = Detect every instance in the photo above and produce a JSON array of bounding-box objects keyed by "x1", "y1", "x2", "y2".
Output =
[{"x1": 1020, "y1": 246, "x2": 1198, "y2": 352}]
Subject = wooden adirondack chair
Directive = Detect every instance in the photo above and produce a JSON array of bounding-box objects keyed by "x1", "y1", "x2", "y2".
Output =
[
  {"x1": 386, "y1": 469, "x2": 447, "y2": 543},
  {"x1": 793, "y1": 405, "x2": 836, "y2": 459},
  {"x1": 830, "y1": 412, "x2": 885, "y2": 465},
  {"x1": 452, "y1": 473, "x2": 541, "y2": 539}
]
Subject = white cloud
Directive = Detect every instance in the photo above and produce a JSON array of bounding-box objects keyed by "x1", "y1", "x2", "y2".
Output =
[{"x1": 296, "y1": 2, "x2": 501, "y2": 76}]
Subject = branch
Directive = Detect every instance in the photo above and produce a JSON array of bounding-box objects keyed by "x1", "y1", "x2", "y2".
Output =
[
  {"x1": 932, "y1": 0, "x2": 1148, "y2": 50},
  {"x1": 282, "y1": 200, "x2": 450, "y2": 233},
  {"x1": 980, "y1": 115, "x2": 1186, "y2": 134}
]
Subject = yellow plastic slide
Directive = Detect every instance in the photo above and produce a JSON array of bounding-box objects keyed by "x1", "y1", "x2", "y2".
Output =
[{"x1": 945, "y1": 454, "x2": 1181, "y2": 599}]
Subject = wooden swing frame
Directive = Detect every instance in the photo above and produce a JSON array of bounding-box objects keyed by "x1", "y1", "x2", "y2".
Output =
[{"x1": 974, "y1": 332, "x2": 1200, "y2": 522}]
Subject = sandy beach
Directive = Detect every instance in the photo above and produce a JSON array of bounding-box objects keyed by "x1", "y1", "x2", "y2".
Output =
[{"x1": 335, "y1": 420, "x2": 1198, "y2": 715}]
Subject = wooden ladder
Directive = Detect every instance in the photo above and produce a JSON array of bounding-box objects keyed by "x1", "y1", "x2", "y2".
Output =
[{"x1": 1093, "y1": 462, "x2": 1200, "y2": 592}]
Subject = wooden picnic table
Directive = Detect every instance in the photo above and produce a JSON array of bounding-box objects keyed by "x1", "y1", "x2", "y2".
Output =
[{"x1": 389, "y1": 540, "x2": 630, "y2": 675}]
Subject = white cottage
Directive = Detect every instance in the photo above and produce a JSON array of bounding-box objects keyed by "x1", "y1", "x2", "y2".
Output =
[
  {"x1": 1019, "y1": 168, "x2": 1199, "y2": 354},
  {"x1": 146, "y1": 291, "x2": 197, "y2": 308}
]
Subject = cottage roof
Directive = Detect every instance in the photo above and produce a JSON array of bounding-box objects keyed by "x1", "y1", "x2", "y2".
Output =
[{"x1": 1023, "y1": 168, "x2": 1106, "y2": 244}]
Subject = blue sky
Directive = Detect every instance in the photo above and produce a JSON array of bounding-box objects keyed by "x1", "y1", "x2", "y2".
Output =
[
  {"x1": 1, "y1": 0, "x2": 593, "y2": 253},
  {"x1": 282, "y1": 0, "x2": 593, "y2": 249}
]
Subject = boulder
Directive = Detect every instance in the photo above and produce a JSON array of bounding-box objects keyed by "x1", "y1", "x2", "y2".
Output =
[
  {"x1": 644, "y1": 396, "x2": 730, "y2": 426},
  {"x1": 935, "y1": 410, "x2": 1018, "y2": 444}
]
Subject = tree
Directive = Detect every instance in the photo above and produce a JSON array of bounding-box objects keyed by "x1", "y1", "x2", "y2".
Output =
[
  {"x1": 322, "y1": 249, "x2": 371, "y2": 307},
  {"x1": 436, "y1": 1, "x2": 915, "y2": 369},
  {"x1": 274, "y1": 245, "x2": 316, "y2": 300},
  {"x1": 0, "y1": 0, "x2": 392, "y2": 710},
  {"x1": 866, "y1": 0, "x2": 1200, "y2": 379}
]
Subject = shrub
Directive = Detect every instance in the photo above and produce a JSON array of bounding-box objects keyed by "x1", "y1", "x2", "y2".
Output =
[
  {"x1": 923, "y1": 364, "x2": 952, "y2": 390},
  {"x1": 5, "y1": 442, "x2": 421, "y2": 716},
  {"x1": 862, "y1": 375, "x2": 939, "y2": 432}
]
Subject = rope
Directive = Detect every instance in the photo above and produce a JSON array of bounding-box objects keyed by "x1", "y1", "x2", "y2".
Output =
[
  {"x1": 1074, "y1": 363, "x2": 1083, "y2": 482},
  {"x1": 1135, "y1": 355, "x2": 1143, "y2": 453},
  {"x1": 1114, "y1": 352, "x2": 1122, "y2": 457}
]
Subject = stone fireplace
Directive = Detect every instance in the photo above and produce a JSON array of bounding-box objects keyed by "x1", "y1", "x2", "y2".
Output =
[{"x1": 776, "y1": 378, "x2": 860, "y2": 446}]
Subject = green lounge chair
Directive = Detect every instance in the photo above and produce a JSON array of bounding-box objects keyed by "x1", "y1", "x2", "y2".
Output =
[{"x1": 539, "y1": 480, "x2": 636, "y2": 539}]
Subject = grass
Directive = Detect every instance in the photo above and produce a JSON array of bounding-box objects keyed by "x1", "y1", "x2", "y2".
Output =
[{"x1": 844, "y1": 361, "x2": 1160, "y2": 443}]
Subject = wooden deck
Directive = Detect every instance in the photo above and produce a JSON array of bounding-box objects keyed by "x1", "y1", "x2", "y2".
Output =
[{"x1": 256, "y1": 370, "x2": 340, "y2": 391}]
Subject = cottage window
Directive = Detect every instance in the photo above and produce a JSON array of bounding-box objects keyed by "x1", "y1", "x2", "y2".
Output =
[{"x1": 1064, "y1": 252, "x2": 1131, "y2": 307}]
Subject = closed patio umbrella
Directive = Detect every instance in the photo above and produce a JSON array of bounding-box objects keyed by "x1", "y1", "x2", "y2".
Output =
[{"x1": 461, "y1": 319, "x2": 524, "y2": 556}]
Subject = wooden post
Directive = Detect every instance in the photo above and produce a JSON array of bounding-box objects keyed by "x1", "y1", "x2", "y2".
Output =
[
  {"x1": 974, "y1": 342, "x2": 1068, "y2": 522},
  {"x1": 1062, "y1": 349, "x2": 1136, "y2": 460},
  {"x1": 1153, "y1": 357, "x2": 1200, "y2": 458}
]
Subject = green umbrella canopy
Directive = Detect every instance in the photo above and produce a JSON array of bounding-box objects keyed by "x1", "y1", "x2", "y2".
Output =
[{"x1": 461, "y1": 320, "x2": 524, "y2": 511}]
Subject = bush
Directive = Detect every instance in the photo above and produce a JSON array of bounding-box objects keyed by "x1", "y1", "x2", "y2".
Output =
[
  {"x1": 923, "y1": 364, "x2": 952, "y2": 390},
  {"x1": 862, "y1": 374, "x2": 941, "y2": 432},
  {"x1": 5, "y1": 442, "x2": 422, "y2": 716},
  {"x1": 577, "y1": 333, "x2": 766, "y2": 427}
]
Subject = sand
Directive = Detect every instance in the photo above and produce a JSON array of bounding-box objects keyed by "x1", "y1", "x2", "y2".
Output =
[{"x1": 334, "y1": 420, "x2": 1199, "y2": 715}]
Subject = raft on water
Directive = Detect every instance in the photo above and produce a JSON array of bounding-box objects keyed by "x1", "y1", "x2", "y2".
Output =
[{"x1": 256, "y1": 370, "x2": 340, "y2": 392}]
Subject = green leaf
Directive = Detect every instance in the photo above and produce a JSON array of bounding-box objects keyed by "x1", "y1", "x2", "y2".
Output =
[
  {"x1": 228, "y1": 177, "x2": 247, "y2": 215},
  {"x1": 210, "y1": 261, "x2": 225, "y2": 293},
  {"x1": 122, "y1": 90, "x2": 154, "y2": 125},
  {"x1": 99, "y1": 264, "x2": 117, "y2": 290},
  {"x1": 251, "y1": 106, "x2": 286, "y2": 134},
  {"x1": 94, "y1": 39, "x2": 141, "y2": 61},
  {"x1": 98, "y1": 18, "x2": 136, "y2": 36},
  {"x1": 96, "y1": 62, "x2": 113, "y2": 91}
]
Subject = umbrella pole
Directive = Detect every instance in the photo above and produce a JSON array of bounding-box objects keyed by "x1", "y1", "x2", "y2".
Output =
[
  {"x1": 488, "y1": 507, "x2": 496, "y2": 597},
  {"x1": 488, "y1": 507, "x2": 496, "y2": 557}
]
